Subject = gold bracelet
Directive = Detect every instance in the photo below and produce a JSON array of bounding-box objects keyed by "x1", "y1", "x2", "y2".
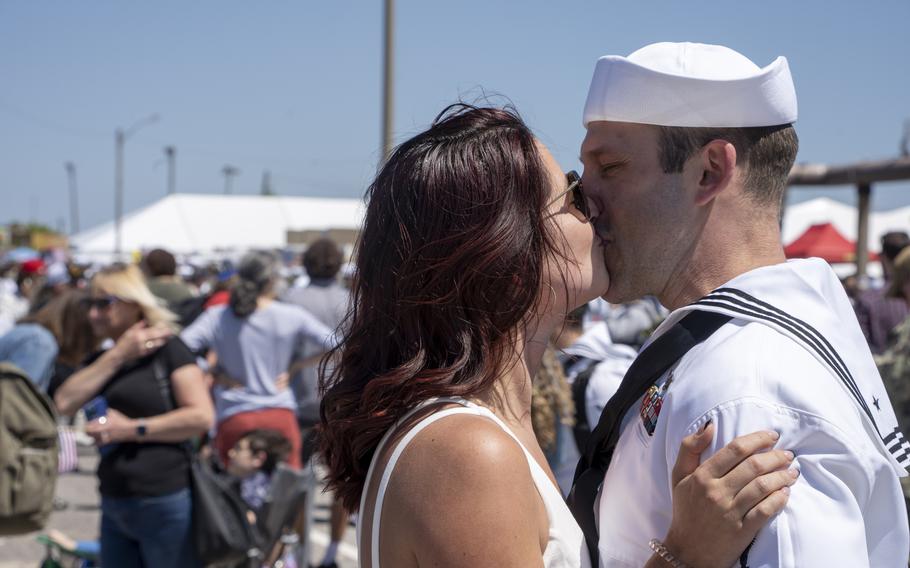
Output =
[{"x1": 648, "y1": 539, "x2": 692, "y2": 568}]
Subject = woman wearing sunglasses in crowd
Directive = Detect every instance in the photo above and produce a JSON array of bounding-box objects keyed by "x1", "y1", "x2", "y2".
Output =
[
  {"x1": 54, "y1": 263, "x2": 213, "y2": 568},
  {"x1": 320, "y1": 105, "x2": 795, "y2": 568}
]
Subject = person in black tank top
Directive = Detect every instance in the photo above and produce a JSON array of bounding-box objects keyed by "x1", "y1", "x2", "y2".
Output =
[{"x1": 54, "y1": 264, "x2": 214, "y2": 568}]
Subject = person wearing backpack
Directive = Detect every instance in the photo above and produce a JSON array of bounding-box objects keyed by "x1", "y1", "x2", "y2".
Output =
[
  {"x1": 54, "y1": 263, "x2": 213, "y2": 568},
  {"x1": 0, "y1": 289, "x2": 100, "y2": 508},
  {"x1": 0, "y1": 362, "x2": 58, "y2": 535}
]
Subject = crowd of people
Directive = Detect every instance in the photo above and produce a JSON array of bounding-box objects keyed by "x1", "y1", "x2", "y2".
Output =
[
  {"x1": 3, "y1": 39, "x2": 910, "y2": 568},
  {"x1": 0, "y1": 237, "x2": 787, "y2": 567},
  {"x1": 0, "y1": 241, "x2": 353, "y2": 567}
]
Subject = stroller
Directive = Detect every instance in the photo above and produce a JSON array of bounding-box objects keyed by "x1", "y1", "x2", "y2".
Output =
[{"x1": 225, "y1": 461, "x2": 317, "y2": 568}]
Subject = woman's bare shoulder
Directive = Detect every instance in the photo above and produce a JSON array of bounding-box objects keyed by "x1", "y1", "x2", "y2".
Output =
[
  {"x1": 380, "y1": 412, "x2": 546, "y2": 567},
  {"x1": 395, "y1": 412, "x2": 530, "y2": 492}
]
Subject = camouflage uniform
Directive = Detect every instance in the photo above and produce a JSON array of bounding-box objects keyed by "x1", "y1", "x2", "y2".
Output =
[
  {"x1": 875, "y1": 316, "x2": 910, "y2": 537},
  {"x1": 876, "y1": 317, "x2": 910, "y2": 436}
]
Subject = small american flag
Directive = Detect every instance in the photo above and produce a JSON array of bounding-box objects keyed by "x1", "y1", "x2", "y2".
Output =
[{"x1": 57, "y1": 426, "x2": 79, "y2": 473}]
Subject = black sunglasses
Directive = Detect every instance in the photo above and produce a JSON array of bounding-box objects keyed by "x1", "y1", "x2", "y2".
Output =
[
  {"x1": 81, "y1": 295, "x2": 122, "y2": 310},
  {"x1": 548, "y1": 170, "x2": 592, "y2": 222}
]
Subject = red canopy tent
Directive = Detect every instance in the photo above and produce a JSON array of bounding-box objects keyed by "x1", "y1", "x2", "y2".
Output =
[{"x1": 784, "y1": 222, "x2": 878, "y2": 263}]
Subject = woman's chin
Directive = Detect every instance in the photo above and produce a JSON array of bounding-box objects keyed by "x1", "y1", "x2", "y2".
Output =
[
  {"x1": 575, "y1": 280, "x2": 610, "y2": 309},
  {"x1": 591, "y1": 273, "x2": 611, "y2": 303}
]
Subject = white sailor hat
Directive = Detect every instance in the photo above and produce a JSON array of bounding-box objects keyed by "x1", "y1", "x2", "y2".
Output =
[{"x1": 583, "y1": 42, "x2": 798, "y2": 128}]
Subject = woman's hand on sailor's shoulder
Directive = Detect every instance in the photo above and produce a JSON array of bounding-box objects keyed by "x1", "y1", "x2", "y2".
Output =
[{"x1": 662, "y1": 423, "x2": 798, "y2": 568}]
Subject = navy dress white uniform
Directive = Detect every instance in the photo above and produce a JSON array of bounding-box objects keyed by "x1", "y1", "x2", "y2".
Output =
[
  {"x1": 595, "y1": 259, "x2": 910, "y2": 567},
  {"x1": 570, "y1": 42, "x2": 910, "y2": 567}
]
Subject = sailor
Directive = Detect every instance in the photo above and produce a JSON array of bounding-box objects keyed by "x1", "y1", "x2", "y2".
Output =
[{"x1": 569, "y1": 42, "x2": 910, "y2": 567}]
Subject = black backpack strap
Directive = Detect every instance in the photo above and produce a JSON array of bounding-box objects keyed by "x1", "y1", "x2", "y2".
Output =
[
  {"x1": 151, "y1": 356, "x2": 176, "y2": 412},
  {"x1": 150, "y1": 352, "x2": 197, "y2": 455},
  {"x1": 567, "y1": 309, "x2": 732, "y2": 567},
  {"x1": 570, "y1": 362, "x2": 597, "y2": 451}
]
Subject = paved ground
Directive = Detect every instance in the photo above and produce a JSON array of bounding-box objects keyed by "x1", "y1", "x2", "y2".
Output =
[{"x1": 0, "y1": 449, "x2": 357, "y2": 568}]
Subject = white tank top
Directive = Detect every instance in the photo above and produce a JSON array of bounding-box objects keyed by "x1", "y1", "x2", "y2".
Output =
[{"x1": 356, "y1": 397, "x2": 590, "y2": 568}]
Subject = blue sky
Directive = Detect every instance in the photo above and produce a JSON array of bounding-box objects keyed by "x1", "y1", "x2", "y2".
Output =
[{"x1": 2, "y1": 1, "x2": 909, "y2": 233}]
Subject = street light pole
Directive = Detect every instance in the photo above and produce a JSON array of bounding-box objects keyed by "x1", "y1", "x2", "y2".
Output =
[
  {"x1": 164, "y1": 146, "x2": 176, "y2": 195},
  {"x1": 381, "y1": 0, "x2": 395, "y2": 161},
  {"x1": 64, "y1": 161, "x2": 79, "y2": 235},
  {"x1": 114, "y1": 129, "x2": 124, "y2": 256},
  {"x1": 222, "y1": 165, "x2": 239, "y2": 194},
  {"x1": 113, "y1": 114, "x2": 158, "y2": 258}
]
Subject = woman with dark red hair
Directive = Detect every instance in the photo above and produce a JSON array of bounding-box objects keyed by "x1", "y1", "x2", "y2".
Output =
[{"x1": 319, "y1": 105, "x2": 794, "y2": 567}]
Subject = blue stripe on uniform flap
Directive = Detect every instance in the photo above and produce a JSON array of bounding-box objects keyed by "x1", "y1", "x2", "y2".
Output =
[
  {"x1": 694, "y1": 288, "x2": 910, "y2": 470},
  {"x1": 695, "y1": 297, "x2": 872, "y2": 425},
  {"x1": 884, "y1": 427, "x2": 910, "y2": 465}
]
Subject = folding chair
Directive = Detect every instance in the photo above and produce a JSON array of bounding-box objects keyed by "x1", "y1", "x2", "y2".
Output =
[
  {"x1": 256, "y1": 463, "x2": 316, "y2": 567},
  {"x1": 36, "y1": 534, "x2": 99, "y2": 568}
]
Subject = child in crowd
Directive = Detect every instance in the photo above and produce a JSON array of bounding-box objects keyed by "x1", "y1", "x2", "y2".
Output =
[{"x1": 227, "y1": 429, "x2": 292, "y2": 513}]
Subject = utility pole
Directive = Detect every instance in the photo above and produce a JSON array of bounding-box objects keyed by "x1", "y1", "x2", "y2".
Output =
[
  {"x1": 222, "y1": 165, "x2": 240, "y2": 194},
  {"x1": 64, "y1": 161, "x2": 79, "y2": 234},
  {"x1": 114, "y1": 113, "x2": 158, "y2": 257},
  {"x1": 900, "y1": 119, "x2": 910, "y2": 157},
  {"x1": 381, "y1": 0, "x2": 395, "y2": 161},
  {"x1": 260, "y1": 170, "x2": 274, "y2": 196},
  {"x1": 164, "y1": 146, "x2": 176, "y2": 194},
  {"x1": 115, "y1": 128, "x2": 124, "y2": 255}
]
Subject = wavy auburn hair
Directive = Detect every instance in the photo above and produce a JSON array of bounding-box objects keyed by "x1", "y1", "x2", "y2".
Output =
[{"x1": 319, "y1": 104, "x2": 567, "y2": 511}]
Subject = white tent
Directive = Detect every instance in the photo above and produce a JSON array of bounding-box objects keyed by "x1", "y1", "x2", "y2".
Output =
[
  {"x1": 70, "y1": 193, "x2": 910, "y2": 266},
  {"x1": 71, "y1": 193, "x2": 365, "y2": 260}
]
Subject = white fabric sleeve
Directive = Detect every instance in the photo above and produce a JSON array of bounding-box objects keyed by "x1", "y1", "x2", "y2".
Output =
[
  {"x1": 667, "y1": 397, "x2": 879, "y2": 568},
  {"x1": 179, "y1": 307, "x2": 216, "y2": 353}
]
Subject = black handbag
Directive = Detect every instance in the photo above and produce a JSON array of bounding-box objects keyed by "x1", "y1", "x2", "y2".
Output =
[
  {"x1": 151, "y1": 357, "x2": 261, "y2": 566},
  {"x1": 187, "y1": 456, "x2": 261, "y2": 565}
]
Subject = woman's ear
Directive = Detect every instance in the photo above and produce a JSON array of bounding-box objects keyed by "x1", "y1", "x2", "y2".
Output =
[{"x1": 693, "y1": 140, "x2": 736, "y2": 206}]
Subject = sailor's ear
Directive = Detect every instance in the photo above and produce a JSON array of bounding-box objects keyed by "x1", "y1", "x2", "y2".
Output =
[{"x1": 692, "y1": 139, "x2": 736, "y2": 206}]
